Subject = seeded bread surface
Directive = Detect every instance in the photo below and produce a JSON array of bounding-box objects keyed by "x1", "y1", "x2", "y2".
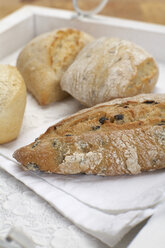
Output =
[
  {"x1": 13, "y1": 94, "x2": 165, "y2": 176},
  {"x1": 17, "y1": 28, "x2": 93, "y2": 105}
]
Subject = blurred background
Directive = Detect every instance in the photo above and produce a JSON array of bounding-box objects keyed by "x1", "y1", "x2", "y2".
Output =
[{"x1": 0, "y1": 0, "x2": 165, "y2": 24}]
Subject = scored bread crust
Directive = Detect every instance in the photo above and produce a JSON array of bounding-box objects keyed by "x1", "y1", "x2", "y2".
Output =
[
  {"x1": 13, "y1": 94, "x2": 165, "y2": 176},
  {"x1": 17, "y1": 28, "x2": 93, "y2": 105},
  {"x1": 61, "y1": 37, "x2": 159, "y2": 107},
  {"x1": 0, "y1": 65, "x2": 26, "y2": 144}
]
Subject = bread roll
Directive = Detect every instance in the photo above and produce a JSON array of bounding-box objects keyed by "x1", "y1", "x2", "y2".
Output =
[
  {"x1": 13, "y1": 94, "x2": 165, "y2": 176},
  {"x1": 61, "y1": 37, "x2": 159, "y2": 107},
  {"x1": 0, "y1": 65, "x2": 26, "y2": 144},
  {"x1": 17, "y1": 28, "x2": 93, "y2": 105}
]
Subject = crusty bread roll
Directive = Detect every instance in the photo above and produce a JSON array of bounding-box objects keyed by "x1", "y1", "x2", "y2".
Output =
[
  {"x1": 13, "y1": 94, "x2": 165, "y2": 176},
  {"x1": 0, "y1": 65, "x2": 26, "y2": 144},
  {"x1": 17, "y1": 28, "x2": 93, "y2": 105},
  {"x1": 61, "y1": 37, "x2": 159, "y2": 107}
]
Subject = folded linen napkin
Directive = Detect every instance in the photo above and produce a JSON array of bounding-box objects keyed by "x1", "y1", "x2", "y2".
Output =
[
  {"x1": 128, "y1": 200, "x2": 165, "y2": 248},
  {"x1": 0, "y1": 93, "x2": 165, "y2": 247},
  {"x1": 0, "y1": 156, "x2": 154, "y2": 247}
]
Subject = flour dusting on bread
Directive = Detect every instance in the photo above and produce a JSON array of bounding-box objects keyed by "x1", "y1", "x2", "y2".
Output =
[
  {"x1": 13, "y1": 94, "x2": 165, "y2": 176},
  {"x1": 61, "y1": 37, "x2": 158, "y2": 106}
]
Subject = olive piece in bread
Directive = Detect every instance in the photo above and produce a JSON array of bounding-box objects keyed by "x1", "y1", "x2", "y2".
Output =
[{"x1": 13, "y1": 94, "x2": 165, "y2": 176}]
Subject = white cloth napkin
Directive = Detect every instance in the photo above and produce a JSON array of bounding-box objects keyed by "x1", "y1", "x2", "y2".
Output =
[
  {"x1": 0, "y1": 93, "x2": 165, "y2": 247},
  {"x1": 128, "y1": 201, "x2": 165, "y2": 248}
]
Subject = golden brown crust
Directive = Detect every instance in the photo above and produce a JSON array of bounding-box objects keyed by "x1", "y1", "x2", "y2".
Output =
[
  {"x1": 13, "y1": 94, "x2": 165, "y2": 176},
  {"x1": 17, "y1": 28, "x2": 93, "y2": 105}
]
